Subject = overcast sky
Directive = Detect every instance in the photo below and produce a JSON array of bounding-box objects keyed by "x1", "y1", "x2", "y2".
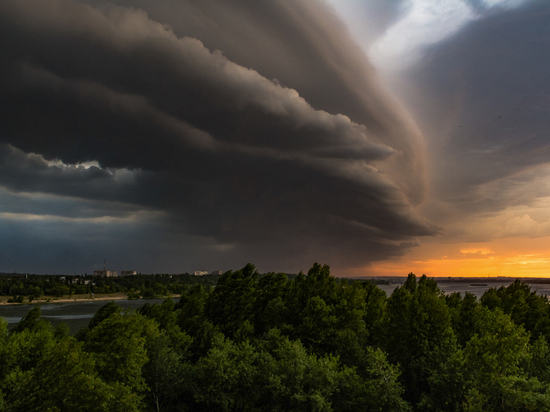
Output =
[{"x1": 0, "y1": 0, "x2": 548, "y2": 277}]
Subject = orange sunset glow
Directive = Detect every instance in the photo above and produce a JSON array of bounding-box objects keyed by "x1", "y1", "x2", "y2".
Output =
[{"x1": 363, "y1": 236, "x2": 550, "y2": 278}]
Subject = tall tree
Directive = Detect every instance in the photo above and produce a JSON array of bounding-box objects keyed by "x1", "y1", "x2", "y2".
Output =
[
  {"x1": 385, "y1": 274, "x2": 463, "y2": 411},
  {"x1": 204, "y1": 264, "x2": 258, "y2": 339},
  {"x1": 462, "y1": 307, "x2": 550, "y2": 411}
]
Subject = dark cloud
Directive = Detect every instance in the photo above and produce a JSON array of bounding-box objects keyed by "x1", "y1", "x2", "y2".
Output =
[
  {"x1": 401, "y1": 0, "x2": 550, "y2": 219},
  {"x1": 0, "y1": 0, "x2": 435, "y2": 273},
  {"x1": 82, "y1": 0, "x2": 428, "y2": 200}
]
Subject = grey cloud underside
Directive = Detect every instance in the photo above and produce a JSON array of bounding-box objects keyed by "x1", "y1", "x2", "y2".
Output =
[
  {"x1": 405, "y1": 0, "x2": 550, "y2": 219},
  {"x1": 0, "y1": 0, "x2": 435, "y2": 271},
  {"x1": 103, "y1": 0, "x2": 428, "y2": 201}
]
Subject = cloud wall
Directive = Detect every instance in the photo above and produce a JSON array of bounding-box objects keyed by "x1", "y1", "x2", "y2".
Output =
[{"x1": 0, "y1": 0, "x2": 435, "y2": 273}]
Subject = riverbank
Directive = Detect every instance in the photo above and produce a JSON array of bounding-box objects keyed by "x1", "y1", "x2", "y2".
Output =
[
  {"x1": 0, "y1": 293, "x2": 181, "y2": 306},
  {"x1": 0, "y1": 296, "x2": 181, "y2": 334}
]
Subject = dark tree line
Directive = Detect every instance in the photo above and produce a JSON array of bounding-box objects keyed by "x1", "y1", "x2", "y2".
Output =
[
  {"x1": 2, "y1": 263, "x2": 550, "y2": 411},
  {"x1": 0, "y1": 273, "x2": 220, "y2": 301}
]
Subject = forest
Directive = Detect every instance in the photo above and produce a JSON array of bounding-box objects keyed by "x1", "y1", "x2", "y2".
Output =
[{"x1": 1, "y1": 263, "x2": 550, "y2": 411}]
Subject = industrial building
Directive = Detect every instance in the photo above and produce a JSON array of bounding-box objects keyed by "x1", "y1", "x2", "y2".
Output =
[{"x1": 93, "y1": 269, "x2": 118, "y2": 277}]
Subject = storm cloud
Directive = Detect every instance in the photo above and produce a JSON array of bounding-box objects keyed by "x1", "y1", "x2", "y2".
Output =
[
  {"x1": 400, "y1": 0, "x2": 550, "y2": 220},
  {"x1": 0, "y1": 0, "x2": 436, "y2": 273}
]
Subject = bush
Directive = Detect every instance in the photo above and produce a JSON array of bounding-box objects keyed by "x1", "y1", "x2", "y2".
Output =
[{"x1": 8, "y1": 295, "x2": 24, "y2": 303}]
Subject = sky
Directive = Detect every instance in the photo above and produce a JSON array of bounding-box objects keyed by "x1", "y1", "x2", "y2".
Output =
[{"x1": 0, "y1": 0, "x2": 549, "y2": 277}]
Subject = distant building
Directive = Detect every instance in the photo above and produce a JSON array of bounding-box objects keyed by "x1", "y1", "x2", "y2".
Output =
[
  {"x1": 94, "y1": 260, "x2": 117, "y2": 277},
  {"x1": 194, "y1": 270, "x2": 209, "y2": 276},
  {"x1": 121, "y1": 270, "x2": 137, "y2": 276},
  {"x1": 93, "y1": 270, "x2": 118, "y2": 277},
  {"x1": 211, "y1": 271, "x2": 223, "y2": 275}
]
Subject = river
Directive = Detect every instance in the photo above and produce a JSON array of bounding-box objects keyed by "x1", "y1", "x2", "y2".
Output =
[
  {"x1": 0, "y1": 298, "x2": 178, "y2": 334},
  {"x1": 2, "y1": 281, "x2": 550, "y2": 334},
  {"x1": 376, "y1": 281, "x2": 550, "y2": 298}
]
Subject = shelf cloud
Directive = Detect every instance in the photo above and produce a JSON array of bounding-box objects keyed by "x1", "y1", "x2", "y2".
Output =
[{"x1": 0, "y1": 0, "x2": 437, "y2": 273}]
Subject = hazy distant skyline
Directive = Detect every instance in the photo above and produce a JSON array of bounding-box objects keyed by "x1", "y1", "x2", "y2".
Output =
[{"x1": 1, "y1": 0, "x2": 549, "y2": 277}]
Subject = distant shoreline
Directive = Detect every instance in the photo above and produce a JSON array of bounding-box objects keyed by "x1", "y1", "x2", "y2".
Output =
[{"x1": 0, "y1": 293, "x2": 180, "y2": 306}]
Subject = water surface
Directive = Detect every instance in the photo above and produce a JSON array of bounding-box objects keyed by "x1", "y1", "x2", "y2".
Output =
[
  {"x1": 2, "y1": 281, "x2": 550, "y2": 334},
  {"x1": 0, "y1": 298, "x2": 178, "y2": 334},
  {"x1": 377, "y1": 281, "x2": 550, "y2": 298}
]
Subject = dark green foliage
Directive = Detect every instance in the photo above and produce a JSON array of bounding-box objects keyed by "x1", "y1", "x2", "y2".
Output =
[
  {"x1": 361, "y1": 280, "x2": 387, "y2": 346},
  {"x1": 89, "y1": 301, "x2": 122, "y2": 330},
  {"x1": 481, "y1": 279, "x2": 550, "y2": 341},
  {"x1": 3, "y1": 336, "x2": 141, "y2": 412},
  {"x1": 446, "y1": 292, "x2": 479, "y2": 347},
  {"x1": 10, "y1": 306, "x2": 48, "y2": 334},
  {"x1": 385, "y1": 274, "x2": 463, "y2": 411},
  {"x1": 462, "y1": 307, "x2": 550, "y2": 411},
  {"x1": 139, "y1": 299, "x2": 177, "y2": 330},
  {"x1": 84, "y1": 313, "x2": 154, "y2": 395},
  {"x1": 76, "y1": 300, "x2": 122, "y2": 341},
  {"x1": 143, "y1": 332, "x2": 187, "y2": 412},
  {"x1": 139, "y1": 298, "x2": 193, "y2": 354},
  {"x1": 253, "y1": 272, "x2": 288, "y2": 334},
  {"x1": 2, "y1": 265, "x2": 550, "y2": 411},
  {"x1": 182, "y1": 330, "x2": 407, "y2": 412},
  {"x1": 0, "y1": 272, "x2": 220, "y2": 299},
  {"x1": 204, "y1": 263, "x2": 258, "y2": 339}
]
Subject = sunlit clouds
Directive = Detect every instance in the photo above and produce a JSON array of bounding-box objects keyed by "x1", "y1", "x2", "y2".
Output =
[
  {"x1": 330, "y1": 0, "x2": 531, "y2": 70},
  {"x1": 370, "y1": 0, "x2": 475, "y2": 69}
]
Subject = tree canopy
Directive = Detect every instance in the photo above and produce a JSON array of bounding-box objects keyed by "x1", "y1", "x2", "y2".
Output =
[{"x1": 2, "y1": 264, "x2": 550, "y2": 411}]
